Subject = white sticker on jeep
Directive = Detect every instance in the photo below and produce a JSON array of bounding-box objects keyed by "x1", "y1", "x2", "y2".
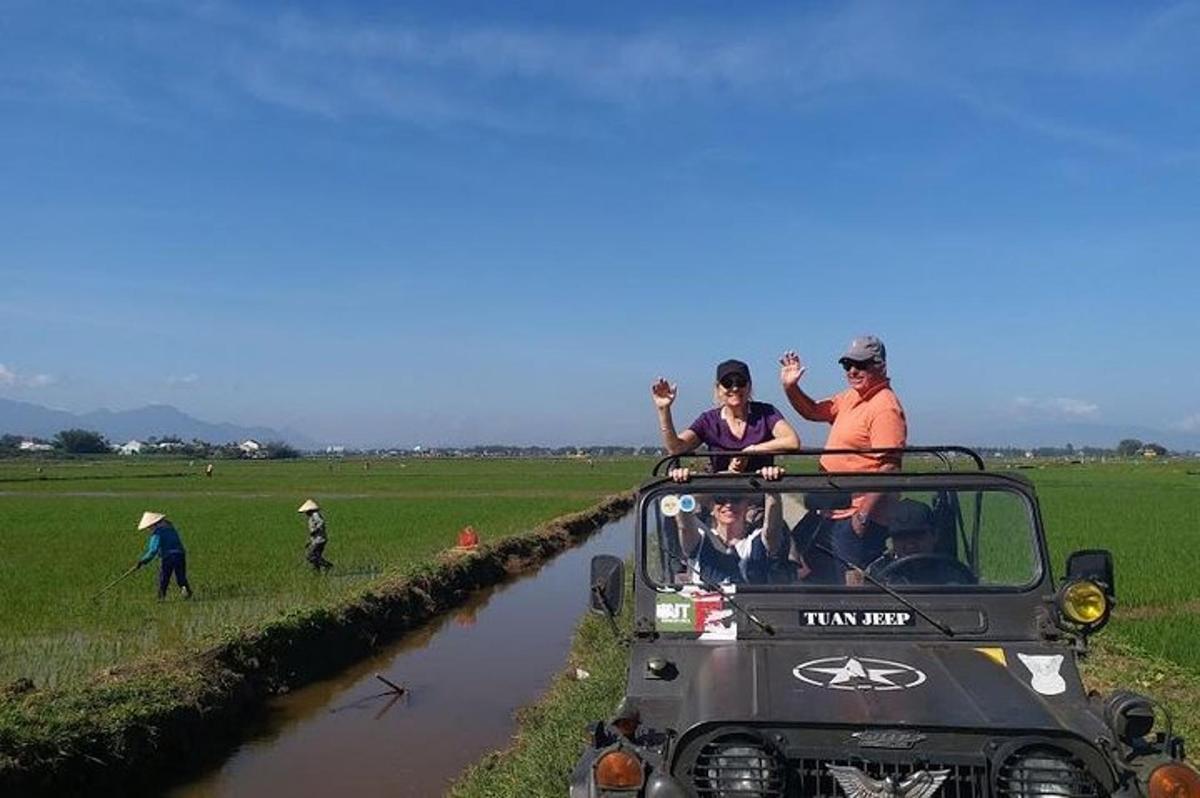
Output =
[
  {"x1": 793, "y1": 656, "x2": 927, "y2": 691},
  {"x1": 1017, "y1": 653, "x2": 1066, "y2": 695}
]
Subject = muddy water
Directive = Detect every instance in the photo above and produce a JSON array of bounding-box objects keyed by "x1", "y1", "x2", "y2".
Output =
[{"x1": 170, "y1": 514, "x2": 632, "y2": 798}]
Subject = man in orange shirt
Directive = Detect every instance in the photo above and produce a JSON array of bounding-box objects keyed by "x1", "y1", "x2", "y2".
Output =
[{"x1": 779, "y1": 336, "x2": 907, "y2": 584}]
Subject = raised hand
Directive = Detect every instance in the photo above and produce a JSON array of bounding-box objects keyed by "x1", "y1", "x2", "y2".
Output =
[
  {"x1": 668, "y1": 467, "x2": 692, "y2": 483},
  {"x1": 779, "y1": 350, "x2": 807, "y2": 388},
  {"x1": 651, "y1": 377, "x2": 678, "y2": 409}
]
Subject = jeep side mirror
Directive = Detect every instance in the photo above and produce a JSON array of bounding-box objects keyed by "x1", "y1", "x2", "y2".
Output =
[
  {"x1": 1066, "y1": 549, "x2": 1115, "y2": 597},
  {"x1": 589, "y1": 555, "x2": 625, "y2": 617}
]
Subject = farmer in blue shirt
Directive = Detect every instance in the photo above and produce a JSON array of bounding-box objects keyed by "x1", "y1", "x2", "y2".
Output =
[{"x1": 135, "y1": 511, "x2": 192, "y2": 600}]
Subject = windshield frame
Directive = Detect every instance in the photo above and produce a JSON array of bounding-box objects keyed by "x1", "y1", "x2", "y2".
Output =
[{"x1": 636, "y1": 470, "x2": 1050, "y2": 595}]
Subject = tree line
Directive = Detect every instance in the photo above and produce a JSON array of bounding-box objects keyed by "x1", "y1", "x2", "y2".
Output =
[
  {"x1": 0, "y1": 433, "x2": 1181, "y2": 460},
  {"x1": 0, "y1": 430, "x2": 300, "y2": 459},
  {"x1": 968, "y1": 440, "x2": 1172, "y2": 458}
]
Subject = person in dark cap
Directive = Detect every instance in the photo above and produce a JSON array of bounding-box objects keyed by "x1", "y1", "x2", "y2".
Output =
[
  {"x1": 866, "y1": 499, "x2": 975, "y2": 585},
  {"x1": 778, "y1": 336, "x2": 907, "y2": 585},
  {"x1": 652, "y1": 359, "x2": 800, "y2": 472}
]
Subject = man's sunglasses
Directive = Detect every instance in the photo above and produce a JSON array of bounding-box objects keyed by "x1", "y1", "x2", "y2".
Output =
[
  {"x1": 713, "y1": 495, "x2": 745, "y2": 506},
  {"x1": 841, "y1": 359, "x2": 877, "y2": 372},
  {"x1": 719, "y1": 375, "x2": 749, "y2": 389}
]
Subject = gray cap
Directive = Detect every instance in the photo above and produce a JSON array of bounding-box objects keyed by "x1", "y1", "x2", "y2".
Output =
[
  {"x1": 839, "y1": 335, "x2": 886, "y2": 364},
  {"x1": 889, "y1": 499, "x2": 933, "y2": 536}
]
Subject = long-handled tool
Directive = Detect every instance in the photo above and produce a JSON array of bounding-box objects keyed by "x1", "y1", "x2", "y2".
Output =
[{"x1": 93, "y1": 564, "x2": 139, "y2": 600}]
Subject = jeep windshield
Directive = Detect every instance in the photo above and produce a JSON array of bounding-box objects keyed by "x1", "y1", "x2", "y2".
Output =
[{"x1": 641, "y1": 478, "x2": 1042, "y2": 592}]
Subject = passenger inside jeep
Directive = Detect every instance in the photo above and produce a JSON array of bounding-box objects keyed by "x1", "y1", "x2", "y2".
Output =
[
  {"x1": 672, "y1": 472, "x2": 787, "y2": 585},
  {"x1": 866, "y1": 498, "x2": 977, "y2": 585},
  {"x1": 649, "y1": 480, "x2": 1036, "y2": 589}
]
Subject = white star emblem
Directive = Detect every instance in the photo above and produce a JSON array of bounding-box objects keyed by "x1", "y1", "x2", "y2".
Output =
[
  {"x1": 807, "y1": 657, "x2": 907, "y2": 689},
  {"x1": 794, "y1": 656, "x2": 927, "y2": 691}
]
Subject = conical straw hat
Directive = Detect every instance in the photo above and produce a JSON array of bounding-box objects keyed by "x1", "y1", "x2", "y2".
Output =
[
  {"x1": 138, "y1": 511, "x2": 166, "y2": 531},
  {"x1": 297, "y1": 499, "x2": 320, "y2": 513}
]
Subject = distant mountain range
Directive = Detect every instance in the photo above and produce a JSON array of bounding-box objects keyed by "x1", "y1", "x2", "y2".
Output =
[
  {"x1": 0, "y1": 398, "x2": 317, "y2": 449},
  {"x1": 3, "y1": 397, "x2": 1196, "y2": 453}
]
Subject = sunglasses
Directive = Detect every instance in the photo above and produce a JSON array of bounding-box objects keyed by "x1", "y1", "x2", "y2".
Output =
[
  {"x1": 719, "y1": 375, "x2": 749, "y2": 389},
  {"x1": 841, "y1": 359, "x2": 876, "y2": 372},
  {"x1": 713, "y1": 496, "x2": 745, "y2": 506}
]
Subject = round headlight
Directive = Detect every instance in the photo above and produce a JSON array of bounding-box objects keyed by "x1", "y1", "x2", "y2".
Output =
[
  {"x1": 709, "y1": 745, "x2": 771, "y2": 796},
  {"x1": 997, "y1": 747, "x2": 1099, "y2": 798},
  {"x1": 695, "y1": 734, "x2": 785, "y2": 798},
  {"x1": 1149, "y1": 763, "x2": 1200, "y2": 798},
  {"x1": 1059, "y1": 580, "x2": 1109, "y2": 626}
]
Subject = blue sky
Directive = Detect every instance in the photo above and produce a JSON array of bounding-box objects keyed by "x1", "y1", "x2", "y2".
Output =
[{"x1": 2, "y1": 1, "x2": 1199, "y2": 447}]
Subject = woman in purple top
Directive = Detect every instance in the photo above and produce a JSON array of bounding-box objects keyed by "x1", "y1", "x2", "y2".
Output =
[{"x1": 651, "y1": 359, "x2": 800, "y2": 471}]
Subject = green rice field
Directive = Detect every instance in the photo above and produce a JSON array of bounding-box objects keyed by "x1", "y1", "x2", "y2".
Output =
[
  {"x1": 1, "y1": 456, "x2": 1198, "y2": 691},
  {"x1": 0, "y1": 457, "x2": 647, "y2": 687},
  {"x1": 1030, "y1": 461, "x2": 1200, "y2": 669}
]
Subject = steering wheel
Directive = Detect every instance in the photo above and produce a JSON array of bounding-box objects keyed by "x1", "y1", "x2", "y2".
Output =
[{"x1": 875, "y1": 553, "x2": 977, "y2": 586}]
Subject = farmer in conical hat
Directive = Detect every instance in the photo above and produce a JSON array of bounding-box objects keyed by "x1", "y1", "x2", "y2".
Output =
[
  {"x1": 135, "y1": 511, "x2": 192, "y2": 600},
  {"x1": 298, "y1": 499, "x2": 333, "y2": 572}
]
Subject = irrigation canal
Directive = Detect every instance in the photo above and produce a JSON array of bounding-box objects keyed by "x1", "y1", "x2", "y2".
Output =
[{"x1": 169, "y1": 513, "x2": 633, "y2": 798}]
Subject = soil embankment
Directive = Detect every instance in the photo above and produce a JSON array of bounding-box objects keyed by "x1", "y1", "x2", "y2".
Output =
[{"x1": 0, "y1": 491, "x2": 633, "y2": 797}]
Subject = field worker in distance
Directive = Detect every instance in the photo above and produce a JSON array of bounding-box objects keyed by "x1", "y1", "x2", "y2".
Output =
[
  {"x1": 652, "y1": 359, "x2": 800, "y2": 472},
  {"x1": 298, "y1": 499, "x2": 333, "y2": 572},
  {"x1": 135, "y1": 511, "x2": 192, "y2": 600},
  {"x1": 671, "y1": 465, "x2": 787, "y2": 584},
  {"x1": 779, "y1": 336, "x2": 907, "y2": 585},
  {"x1": 205, "y1": 463, "x2": 213, "y2": 478}
]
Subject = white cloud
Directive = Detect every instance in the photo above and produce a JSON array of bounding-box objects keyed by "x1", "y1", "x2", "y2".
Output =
[
  {"x1": 1012, "y1": 396, "x2": 1101, "y2": 419},
  {"x1": 166, "y1": 373, "x2": 200, "y2": 386},
  {"x1": 0, "y1": 363, "x2": 54, "y2": 388}
]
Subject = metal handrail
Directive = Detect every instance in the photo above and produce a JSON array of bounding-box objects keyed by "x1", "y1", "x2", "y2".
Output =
[{"x1": 650, "y1": 445, "x2": 986, "y2": 476}]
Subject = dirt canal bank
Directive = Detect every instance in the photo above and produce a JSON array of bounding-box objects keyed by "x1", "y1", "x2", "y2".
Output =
[{"x1": 168, "y1": 513, "x2": 633, "y2": 798}]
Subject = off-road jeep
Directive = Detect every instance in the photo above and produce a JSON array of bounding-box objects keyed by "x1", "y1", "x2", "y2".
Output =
[{"x1": 571, "y1": 447, "x2": 1197, "y2": 798}]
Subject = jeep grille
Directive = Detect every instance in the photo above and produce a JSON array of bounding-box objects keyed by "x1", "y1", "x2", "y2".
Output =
[{"x1": 796, "y1": 757, "x2": 987, "y2": 798}]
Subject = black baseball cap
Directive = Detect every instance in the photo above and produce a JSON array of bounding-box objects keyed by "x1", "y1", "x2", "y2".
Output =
[
  {"x1": 716, "y1": 359, "x2": 751, "y2": 383},
  {"x1": 889, "y1": 499, "x2": 934, "y2": 537}
]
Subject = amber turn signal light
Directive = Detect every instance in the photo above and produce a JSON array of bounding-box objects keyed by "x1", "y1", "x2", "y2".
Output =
[
  {"x1": 1149, "y1": 763, "x2": 1200, "y2": 798},
  {"x1": 595, "y1": 749, "x2": 644, "y2": 790}
]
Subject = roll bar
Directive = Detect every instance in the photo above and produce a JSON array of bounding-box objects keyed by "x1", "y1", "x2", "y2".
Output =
[{"x1": 650, "y1": 445, "x2": 986, "y2": 475}]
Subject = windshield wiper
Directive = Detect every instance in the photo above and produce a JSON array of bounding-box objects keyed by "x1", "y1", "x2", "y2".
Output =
[
  {"x1": 662, "y1": 548, "x2": 776, "y2": 636},
  {"x1": 808, "y1": 541, "x2": 957, "y2": 639}
]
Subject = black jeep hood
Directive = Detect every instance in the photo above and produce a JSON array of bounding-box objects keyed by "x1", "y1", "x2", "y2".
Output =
[{"x1": 654, "y1": 640, "x2": 1097, "y2": 734}]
